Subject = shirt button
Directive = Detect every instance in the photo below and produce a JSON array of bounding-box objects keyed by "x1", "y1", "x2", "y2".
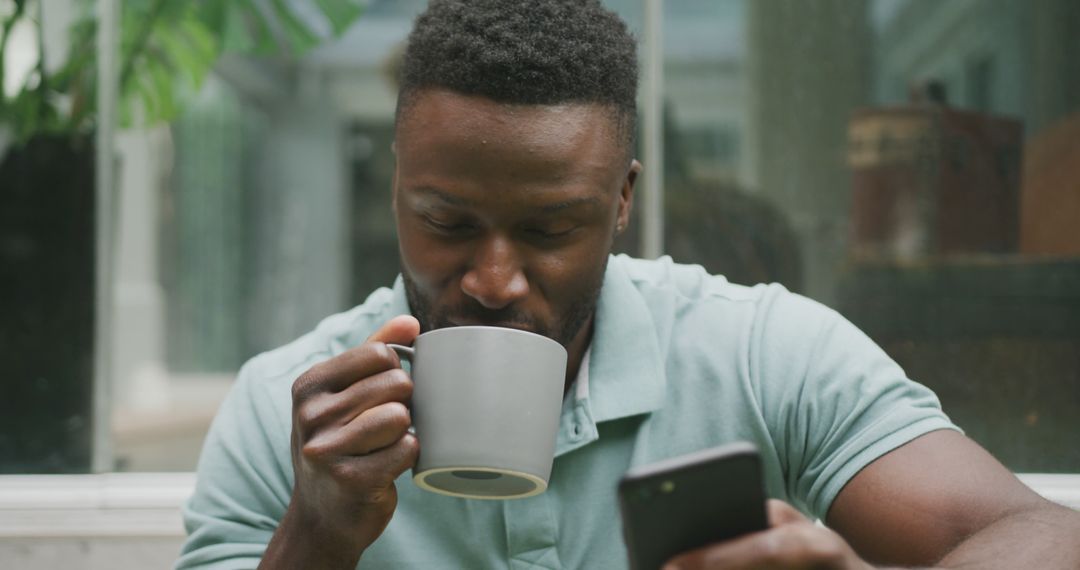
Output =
[{"x1": 570, "y1": 423, "x2": 582, "y2": 439}]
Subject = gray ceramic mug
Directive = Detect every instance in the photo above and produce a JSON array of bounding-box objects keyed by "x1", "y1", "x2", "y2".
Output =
[{"x1": 388, "y1": 326, "x2": 567, "y2": 500}]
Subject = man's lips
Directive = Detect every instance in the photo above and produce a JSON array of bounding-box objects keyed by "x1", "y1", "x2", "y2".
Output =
[{"x1": 447, "y1": 319, "x2": 538, "y2": 333}]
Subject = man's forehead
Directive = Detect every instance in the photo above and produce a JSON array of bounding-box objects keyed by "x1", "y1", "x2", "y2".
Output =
[
  {"x1": 408, "y1": 184, "x2": 606, "y2": 212},
  {"x1": 397, "y1": 89, "x2": 622, "y2": 133},
  {"x1": 396, "y1": 91, "x2": 619, "y2": 164}
]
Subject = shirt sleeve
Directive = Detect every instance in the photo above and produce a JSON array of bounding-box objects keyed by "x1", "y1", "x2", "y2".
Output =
[
  {"x1": 175, "y1": 359, "x2": 295, "y2": 570},
  {"x1": 752, "y1": 285, "x2": 961, "y2": 521}
]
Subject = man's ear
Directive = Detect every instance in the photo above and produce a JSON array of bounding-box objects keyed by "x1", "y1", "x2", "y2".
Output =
[
  {"x1": 391, "y1": 141, "x2": 399, "y2": 213},
  {"x1": 616, "y1": 159, "x2": 641, "y2": 234}
]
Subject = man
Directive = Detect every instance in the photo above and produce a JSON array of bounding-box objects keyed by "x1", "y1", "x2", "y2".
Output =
[{"x1": 177, "y1": 1, "x2": 1080, "y2": 568}]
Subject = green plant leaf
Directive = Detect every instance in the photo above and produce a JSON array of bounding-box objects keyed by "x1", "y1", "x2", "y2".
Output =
[
  {"x1": 312, "y1": 0, "x2": 364, "y2": 36},
  {"x1": 269, "y1": 0, "x2": 319, "y2": 53},
  {"x1": 219, "y1": 3, "x2": 256, "y2": 53},
  {"x1": 216, "y1": 1, "x2": 280, "y2": 55},
  {"x1": 148, "y1": 54, "x2": 177, "y2": 120},
  {"x1": 157, "y1": 28, "x2": 199, "y2": 88},
  {"x1": 195, "y1": 0, "x2": 227, "y2": 36},
  {"x1": 8, "y1": 87, "x2": 42, "y2": 141},
  {"x1": 157, "y1": 19, "x2": 217, "y2": 90},
  {"x1": 180, "y1": 18, "x2": 219, "y2": 67},
  {"x1": 130, "y1": 68, "x2": 158, "y2": 126},
  {"x1": 3, "y1": 0, "x2": 366, "y2": 136}
]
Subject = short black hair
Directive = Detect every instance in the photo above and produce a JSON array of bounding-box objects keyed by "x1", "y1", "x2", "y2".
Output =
[{"x1": 397, "y1": 0, "x2": 639, "y2": 154}]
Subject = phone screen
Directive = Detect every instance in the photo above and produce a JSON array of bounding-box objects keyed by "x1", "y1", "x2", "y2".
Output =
[{"x1": 617, "y1": 442, "x2": 768, "y2": 570}]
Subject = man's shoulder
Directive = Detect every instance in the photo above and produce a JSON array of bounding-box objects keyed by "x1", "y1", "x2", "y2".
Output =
[
  {"x1": 616, "y1": 254, "x2": 752, "y2": 300},
  {"x1": 613, "y1": 253, "x2": 812, "y2": 310},
  {"x1": 240, "y1": 284, "x2": 402, "y2": 388},
  {"x1": 611, "y1": 254, "x2": 839, "y2": 352}
]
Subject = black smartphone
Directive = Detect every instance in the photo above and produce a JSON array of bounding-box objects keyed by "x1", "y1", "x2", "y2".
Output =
[{"x1": 617, "y1": 441, "x2": 768, "y2": 570}]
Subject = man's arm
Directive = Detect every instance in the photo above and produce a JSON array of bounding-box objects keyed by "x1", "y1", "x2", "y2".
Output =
[
  {"x1": 828, "y1": 429, "x2": 1080, "y2": 569},
  {"x1": 665, "y1": 430, "x2": 1080, "y2": 569},
  {"x1": 257, "y1": 316, "x2": 421, "y2": 569},
  {"x1": 177, "y1": 316, "x2": 421, "y2": 570}
]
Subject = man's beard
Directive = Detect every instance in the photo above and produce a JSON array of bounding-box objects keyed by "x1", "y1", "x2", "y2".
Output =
[{"x1": 401, "y1": 257, "x2": 608, "y2": 349}]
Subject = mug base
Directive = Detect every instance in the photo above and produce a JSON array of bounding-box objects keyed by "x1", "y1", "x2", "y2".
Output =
[{"x1": 413, "y1": 466, "x2": 548, "y2": 500}]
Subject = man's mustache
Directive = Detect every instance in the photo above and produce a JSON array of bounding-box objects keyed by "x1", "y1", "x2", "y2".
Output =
[{"x1": 435, "y1": 304, "x2": 542, "y2": 332}]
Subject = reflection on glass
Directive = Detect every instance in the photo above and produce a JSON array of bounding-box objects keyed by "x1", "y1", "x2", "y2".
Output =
[{"x1": 660, "y1": 0, "x2": 1080, "y2": 472}]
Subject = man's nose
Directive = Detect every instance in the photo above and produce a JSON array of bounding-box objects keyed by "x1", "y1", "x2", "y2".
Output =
[{"x1": 460, "y1": 235, "x2": 530, "y2": 310}]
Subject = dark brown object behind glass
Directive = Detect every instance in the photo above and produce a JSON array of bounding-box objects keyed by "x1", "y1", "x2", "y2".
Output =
[{"x1": 848, "y1": 95, "x2": 1022, "y2": 260}]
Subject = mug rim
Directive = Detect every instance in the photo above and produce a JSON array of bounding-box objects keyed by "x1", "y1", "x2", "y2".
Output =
[{"x1": 416, "y1": 325, "x2": 566, "y2": 352}]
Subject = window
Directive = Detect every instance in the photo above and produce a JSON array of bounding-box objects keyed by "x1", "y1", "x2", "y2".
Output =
[{"x1": 3, "y1": 0, "x2": 1078, "y2": 477}]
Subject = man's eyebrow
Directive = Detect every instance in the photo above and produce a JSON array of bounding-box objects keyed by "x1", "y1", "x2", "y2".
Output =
[
  {"x1": 539, "y1": 195, "x2": 602, "y2": 213},
  {"x1": 411, "y1": 186, "x2": 473, "y2": 207},
  {"x1": 411, "y1": 186, "x2": 602, "y2": 213}
]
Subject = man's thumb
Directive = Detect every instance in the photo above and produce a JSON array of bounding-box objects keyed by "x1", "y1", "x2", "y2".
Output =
[
  {"x1": 367, "y1": 315, "x2": 421, "y2": 346},
  {"x1": 766, "y1": 499, "x2": 808, "y2": 527}
]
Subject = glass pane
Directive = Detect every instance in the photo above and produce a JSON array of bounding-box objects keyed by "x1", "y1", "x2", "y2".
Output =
[{"x1": 661, "y1": 0, "x2": 1080, "y2": 472}]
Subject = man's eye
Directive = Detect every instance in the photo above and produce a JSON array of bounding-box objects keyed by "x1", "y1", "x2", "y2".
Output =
[
  {"x1": 424, "y1": 216, "x2": 473, "y2": 234},
  {"x1": 526, "y1": 226, "x2": 577, "y2": 240}
]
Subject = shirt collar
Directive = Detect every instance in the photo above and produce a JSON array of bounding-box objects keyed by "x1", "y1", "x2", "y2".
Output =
[
  {"x1": 585, "y1": 255, "x2": 667, "y2": 422},
  {"x1": 389, "y1": 274, "x2": 410, "y2": 317}
]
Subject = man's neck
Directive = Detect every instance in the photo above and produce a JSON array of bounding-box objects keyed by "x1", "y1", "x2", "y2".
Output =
[{"x1": 563, "y1": 316, "x2": 595, "y2": 395}]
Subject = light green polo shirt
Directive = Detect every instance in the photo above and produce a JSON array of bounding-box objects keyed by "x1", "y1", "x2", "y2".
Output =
[{"x1": 177, "y1": 255, "x2": 957, "y2": 569}]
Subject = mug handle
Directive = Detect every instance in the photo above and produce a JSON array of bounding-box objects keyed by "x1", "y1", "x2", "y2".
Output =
[
  {"x1": 387, "y1": 344, "x2": 414, "y2": 361},
  {"x1": 387, "y1": 344, "x2": 417, "y2": 435}
]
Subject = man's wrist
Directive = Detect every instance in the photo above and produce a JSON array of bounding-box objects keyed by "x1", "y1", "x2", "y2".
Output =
[{"x1": 258, "y1": 502, "x2": 366, "y2": 570}]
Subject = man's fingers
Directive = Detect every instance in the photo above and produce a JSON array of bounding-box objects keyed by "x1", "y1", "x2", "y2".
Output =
[
  {"x1": 293, "y1": 342, "x2": 402, "y2": 397},
  {"x1": 335, "y1": 367, "x2": 413, "y2": 415},
  {"x1": 331, "y1": 433, "x2": 421, "y2": 491},
  {"x1": 292, "y1": 316, "x2": 419, "y2": 400},
  {"x1": 366, "y1": 315, "x2": 421, "y2": 346},
  {"x1": 344, "y1": 402, "x2": 413, "y2": 455},
  {"x1": 768, "y1": 498, "x2": 810, "y2": 526},
  {"x1": 663, "y1": 500, "x2": 818, "y2": 569},
  {"x1": 663, "y1": 532, "x2": 767, "y2": 570},
  {"x1": 294, "y1": 368, "x2": 413, "y2": 436},
  {"x1": 307, "y1": 402, "x2": 413, "y2": 458},
  {"x1": 664, "y1": 520, "x2": 850, "y2": 570}
]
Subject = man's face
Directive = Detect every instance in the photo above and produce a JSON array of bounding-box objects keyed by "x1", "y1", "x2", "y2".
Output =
[{"x1": 393, "y1": 89, "x2": 638, "y2": 348}]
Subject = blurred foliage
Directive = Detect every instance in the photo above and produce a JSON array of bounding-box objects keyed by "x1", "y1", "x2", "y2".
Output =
[{"x1": 0, "y1": 0, "x2": 364, "y2": 143}]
